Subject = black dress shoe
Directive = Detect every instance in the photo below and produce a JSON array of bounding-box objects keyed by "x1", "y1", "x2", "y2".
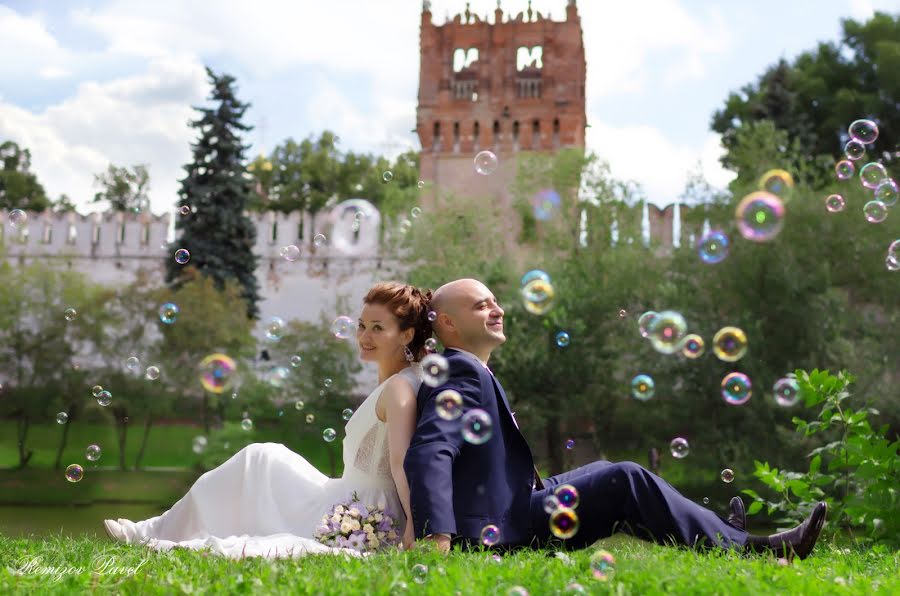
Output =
[
  {"x1": 727, "y1": 497, "x2": 746, "y2": 531},
  {"x1": 746, "y1": 502, "x2": 827, "y2": 560}
]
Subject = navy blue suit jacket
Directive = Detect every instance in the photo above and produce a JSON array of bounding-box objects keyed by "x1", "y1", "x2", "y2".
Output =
[{"x1": 403, "y1": 349, "x2": 538, "y2": 545}]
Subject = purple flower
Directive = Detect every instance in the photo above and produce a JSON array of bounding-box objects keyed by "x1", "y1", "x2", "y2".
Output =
[
  {"x1": 336, "y1": 535, "x2": 350, "y2": 549},
  {"x1": 349, "y1": 502, "x2": 369, "y2": 518},
  {"x1": 377, "y1": 518, "x2": 392, "y2": 533},
  {"x1": 347, "y1": 532, "x2": 367, "y2": 550}
]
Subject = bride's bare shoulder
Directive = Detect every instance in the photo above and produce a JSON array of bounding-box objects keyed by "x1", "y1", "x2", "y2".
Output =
[{"x1": 376, "y1": 375, "x2": 417, "y2": 421}]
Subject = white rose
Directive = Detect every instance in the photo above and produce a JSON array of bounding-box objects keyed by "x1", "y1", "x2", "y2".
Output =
[
  {"x1": 334, "y1": 505, "x2": 345, "y2": 514},
  {"x1": 331, "y1": 514, "x2": 341, "y2": 523},
  {"x1": 340, "y1": 522, "x2": 352, "y2": 534},
  {"x1": 363, "y1": 524, "x2": 374, "y2": 533},
  {"x1": 342, "y1": 515, "x2": 353, "y2": 525},
  {"x1": 387, "y1": 530, "x2": 397, "y2": 540},
  {"x1": 349, "y1": 508, "x2": 361, "y2": 518},
  {"x1": 373, "y1": 513, "x2": 383, "y2": 522},
  {"x1": 368, "y1": 537, "x2": 380, "y2": 549},
  {"x1": 350, "y1": 520, "x2": 361, "y2": 531}
]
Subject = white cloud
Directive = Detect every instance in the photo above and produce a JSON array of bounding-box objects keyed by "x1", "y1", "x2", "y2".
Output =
[{"x1": 848, "y1": 0, "x2": 875, "y2": 19}]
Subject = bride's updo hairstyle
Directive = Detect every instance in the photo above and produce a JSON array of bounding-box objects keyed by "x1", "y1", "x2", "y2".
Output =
[{"x1": 362, "y1": 282, "x2": 434, "y2": 361}]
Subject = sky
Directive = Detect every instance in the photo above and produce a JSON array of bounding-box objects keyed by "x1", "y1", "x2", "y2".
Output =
[{"x1": 0, "y1": 0, "x2": 896, "y2": 215}]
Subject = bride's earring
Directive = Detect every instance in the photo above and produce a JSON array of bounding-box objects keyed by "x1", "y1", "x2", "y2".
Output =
[{"x1": 404, "y1": 345, "x2": 414, "y2": 362}]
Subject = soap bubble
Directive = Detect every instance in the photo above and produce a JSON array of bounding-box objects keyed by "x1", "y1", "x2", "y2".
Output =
[
  {"x1": 712, "y1": 326, "x2": 748, "y2": 362},
  {"x1": 425, "y1": 338, "x2": 437, "y2": 351},
  {"x1": 681, "y1": 334, "x2": 705, "y2": 359},
  {"x1": 875, "y1": 179, "x2": 899, "y2": 207},
  {"x1": 56, "y1": 412, "x2": 69, "y2": 424},
  {"x1": 174, "y1": 248, "x2": 191, "y2": 264},
  {"x1": 844, "y1": 140, "x2": 866, "y2": 161},
  {"x1": 860, "y1": 162, "x2": 888, "y2": 189},
  {"x1": 721, "y1": 372, "x2": 752, "y2": 405},
  {"x1": 481, "y1": 524, "x2": 500, "y2": 546},
  {"x1": 555, "y1": 331, "x2": 570, "y2": 347},
  {"x1": 65, "y1": 464, "x2": 84, "y2": 483},
  {"x1": 306, "y1": 414, "x2": 315, "y2": 424},
  {"x1": 422, "y1": 353, "x2": 450, "y2": 387},
  {"x1": 698, "y1": 231, "x2": 729, "y2": 264},
  {"x1": 474, "y1": 150, "x2": 499, "y2": 175},
  {"x1": 290, "y1": 355, "x2": 302, "y2": 367},
  {"x1": 758, "y1": 169, "x2": 794, "y2": 196},
  {"x1": 549, "y1": 508, "x2": 580, "y2": 539},
  {"x1": 125, "y1": 356, "x2": 140, "y2": 371},
  {"x1": 637, "y1": 311, "x2": 659, "y2": 338},
  {"x1": 86, "y1": 444, "x2": 102, "y2": 462},
  {"x1": 554, "y1": 484, "x2": 580, "y2": 509},
  {"x1": 520, "y1": 269, "x2": 551, "y2": 287},
  {"x1": 192, "y1": 436, "x2": 208, "y2": 454},
  {"x1": 382, "y1": 170, "x2": 393, "y2": 182},
  {"x1": 630, "y1": 374, "x2": 655, "y2": 401},
  {"x1": 179, "y1": 205, "x2": 191, "y2": 216},
  {"x1": 96, "y1": 390, "x2": 112, "y2": 407},
  {"x1": 313, "y1": 234, "x2": 327, "y2": 247},
  {"x1": 773, "y1": 377, "x2": 801, "y2": 407},
  {"x1": 864, "y1": 200, "x2": 888, "y2": 223},
  {"x1": 848, "y1": 119, "x2": 879, "y2": 144},
  {"x1": 543, "y1": 494, "x2": 561, "y2": 513},
  {"x1": 411, "y1": 563, "x2": 428, "y2": 584},
  {"x1": 265, "y1": 316, "x2": 286, "y2": 341},
  {"x1": 240, "y1": 418, "x2": 254, "y2": 431},
  {"x1": 159, "y1": 303, "x2": 179, "y2": 324},
  {"x1": 835, "y1": 160, "x2": 855, "y2": 180},
  {"x1": 461, "y1": 409, "x2": 493, "y2": 444},
  {"x1": 9, "y1": 209, "x2": 27, "y2": 227},
  {"x1": 589, "y1": 550, "x2": 616, "y2": 582},
  {"x1": 342, "y1": 408, "x2": 354, "y2": 421},
  {"x1": 648, "y1": 310, "x2": 688, "y2": 354},
  {"x1": 323, "y1": 378, "x2": 333, "y2": 388},
  {"x1": 435, "y1": 389, "x2": 463, "y2": 420},
  {"x1": 145, "y1": 365, "x2": 160, "y2": 380},
  {"x1": 331, "y1": 316, "x2": 355, "y2": 339},
  {"x1": 521, "y1": 279, "x2": 555, "y2": 315},
  {"x1": 323, "y1": 428, "x2": 337, "y2": 443},
  {"x1": 721, "y1": 468, "x2": 735, "y2": 483},
  {"x1": 417, "y1": 180, "x2": 425, "y2": 189},
  {"x1": 889, "y1": 255, "x2": 900, "y2": 272},
  {"x1": 532, "y1": 188, "x2": 561, "y2": 220},
  {"x1": 735, "y1": 191, "x2": 785, "y2": 242},
  {"x1": 565, "y1": 438, "x2": 575, "y2": 450},
  {"x1": 410, "y1": 207, "x2": 422, "y2": 219},
  {"x1": 64, "y1": 308, "x2": 77, "y2": 321},
  {"x1": 280, "y1": 244, "x2": 300, "y2": 261},
  {"x1": 670, "y1": 437, "x2": 690, "y2": 458},
  {"x1": 92, "y1": 385, "x2": 103, "y2": 397},
  {"x1": 825, "y1": 194, "x2": 846, "y2": 213},
  {"x1": 199, "y1": 353, "x2": 237, "y2": 394},
  {"x1": 266, "y1": 366, "x2": 290, "y2": 388},
  {"x1": 330, "y1": 199, "x2": 380, "y2": 255},
  {"x1": 294, "y1": 400, "x2": 305, "y2": 411}
]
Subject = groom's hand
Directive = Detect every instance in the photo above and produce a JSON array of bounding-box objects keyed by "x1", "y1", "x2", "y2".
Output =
[{"x1": 425, "y1": 533, "x2": 451, "y2": 554}]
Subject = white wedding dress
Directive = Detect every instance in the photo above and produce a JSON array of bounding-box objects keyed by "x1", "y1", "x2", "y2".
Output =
[{"x1": 111, "y1": 365, "x2": 423, "y2": 559}]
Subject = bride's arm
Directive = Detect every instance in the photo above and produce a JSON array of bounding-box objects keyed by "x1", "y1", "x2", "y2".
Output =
[{"x1": 382, "y1": 377, "x2": 418, "y2": 549}]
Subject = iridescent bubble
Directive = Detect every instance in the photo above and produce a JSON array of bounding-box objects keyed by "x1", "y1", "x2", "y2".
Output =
[
  {"x1": 549, "y1": 508, "x2": 580, "y2": 539},
  {"x1": 848, "y1": 119, "x2": 879, "y2": 144},
  {"x1": 199, "y1": 353, "x2": 236, "y2": 394},
  {"x1": 875, "y1": 179, "x2": 898, "y2": 207},
  {"x1": 681, "y1": 334, "x2": 705, "y2": 359},
  {"x1": 735, "y1": 191, "x2": 785, "y2": 242},
  {"x1": 670, "y1": 437, "x2": 690, "y2": 459},
  {"x1": 342, "y1": 408, "x2": 353, "y2": 421},
  {"x1": 461, "y1": 409, "x2": 493, "y2": 444},
  {"x1": 825, "y1": 194, "x2": 846, "y2": 213},
  {"x1": 382, "y1": 170, "x2": 393, "y2": 182},
  {"x1": 192, "y1": 436, "x2": 208, "y2": 454},
  {"x1": 773, "y1": 377, "x2": 801, "y2": 407},
  {"x1": 125, "y1": 356, "x2": 140, "y2": 372},
  {"x1": 564, "y1": 583, "x2": 586, "y2": 594},
  {"x1": 532, "y1": 188, "x2": 561, "y2": 221},
  {"x1": 266, "y1": 366, "x2": 290, "y2": 388},
  {"x1": 887, "y1": 255, "x2": 899, "y2": 271},
  {"x1": 648, "y1": 310, "x2": 688, "y2": 354},
  {"x1": 174, "y1": 248, "x2": 191, "y2": 265},
  {"x1": 280, "y1": 244, "x2": 300, "y2": 262},
  {"x1": 323, "y1": 428, "x2": 337, "y2": 443},
  {"x1": 96, "y1": 390, "x2": 112, "y2": 407},
  {"x1": 290, "y1": 355, "x2": 302, "y2": 367},
  {"x1": 85, "y1": 444, "x2": 102, "y2": 462},
  {"x1": 9, "y1": 209, "x2": 27, "y2": 228},
  {"x1": 520, "y1": 269, "x2": 551, "y2": 287},
  {"x1": 860, "y1": 162, "x2": 888, "y2": 190},
  {"x1": 331, "y1": 316, "x2": 355, "y2": 339},
  {"x1": 543, "y1": 494, "x2": 561, "y2": 513},
  {"x1": 758, "y1": 169, "x2": 794, "y2": 196},
  {"x1": 264, "y1": 316, "x2": 286, "y2": 341},
  {"x1": 411, "y1": 563, "x2": 428, "y2": 584},
  {"x1": 589, "y1": 550, "x2": 616, "y2": 582},
  {"x1": 305, "y1": 413, "x2": 315, "y2": 424},
  {"x1": 417, "y1": 180, "x2": 425, "y2": 189},
  {"x1": 427, "y1": 310, "x2": 437, "y2": 322},
  {"x1": 631, "y1": 374, "x2": 655, "y2": 401},
  {"x1": 521, "y1": 279, "x2": 556, "y2": 315},
  {"x1": 56, "y1": 412, "x2": 69, "y2": 425},
  {"x1": 712, "y1": 327, "x2": 748, "y2": 362},
  {"x1": 424, "y1": 337, "x2": 437, "y2": 351},
  {"x1": 864, "y1": 200, "x2": 888, "y2": 223},
  {"x1": 294, "y1": 400, "x2": 305, "y2": 411},
  {"x1": 145, "y1": 365, "x2": 160, "y2": 380},
  {"x1": 721, "y1": 468, "x2": 735, "y2": 483},
  {"x1": 481, "y1": 524, "x2": 500, "y2": 546},
  {"x1": 618, "y1": 309, "x2": 627, "y2": 318},
  {"x1": 159, "y1": 303, "x2": 179, "y2": 324},
  {"x1": 410, "y1": 207, "x2": 422, "y2": 219},
  {"x1": 64, "y1": 308, "x2": 77, "y2": 322},
  {"x1": 555, "y1": 484, "x2": 580, "y2": 509},
  {"x1": 474, "y1": 150, "x2": 499, "y2": 175},
  {"x1": 240, "y1": 418, "x2": 253, "y2": 431},
  {"x1": 422, "y1": 353, "x2": 450, "y2": 387},
  {"x1": 702, "y1": 497, "x2": 710, "y2": 505},
  {"x1": 65, "y1": 464, "x2": 84, "y2": 483},
  {"x1": 435, "y1": 389, "x2": 463, "y2": 420},
  {"x1": 330, "y1": 199, "x2": 380, "y2": 255},
  {"x1": 637, "y1": 311, "x2": 659, "y2": 338},
  {"x1": 313, "y1": 233, "x2": 327, "y2": 247},
  {"x1": 555, "y1": 331, "x2": 570, "y2": 348},
  {"x1": 697, "y1": 231, "x2": 729, "y2": 264},
  {"x1": 844, "y1": 140, "x2": 866, "y2": 161},
  {"x1": 565, "y1": 438, "x2": 575, "y2": 450},
  {"x1": 889, "y1": 239, "x2": 899, "y2": 258},
  {"x1": 323, "y1": 378, "x2": 333, "y2": 388},
  {"x1": 721, "y1": 372, "x2": 752, "y2": 405},
  {"x1": 835, "y1": 160, "x2": 855, "y2": 180},
  {"x1": 92, "y1": 385, "x2": 103, "y2": 397},
  {"x1": 179, "y1": 205, "x2": 191, "y2": 216}
]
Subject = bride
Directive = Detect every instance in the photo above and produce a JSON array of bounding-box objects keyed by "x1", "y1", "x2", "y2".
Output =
[{"x1": 102, "y1": 282, "x2": 432, "y2": 559}]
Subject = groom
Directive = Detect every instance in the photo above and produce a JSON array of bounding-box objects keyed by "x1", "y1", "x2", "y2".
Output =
[{"x1": 403, "y1": 278, "x2": 827, "y2": 558}]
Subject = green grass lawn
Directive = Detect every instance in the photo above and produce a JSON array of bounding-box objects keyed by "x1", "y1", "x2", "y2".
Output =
[{"x1": 1, "y1": 534, "x2": 896, "y2": 595}]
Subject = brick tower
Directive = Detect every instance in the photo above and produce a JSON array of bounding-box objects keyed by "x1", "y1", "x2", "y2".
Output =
[{"x1": 416, "y1": 0, "x2": 586, "y2": 207}]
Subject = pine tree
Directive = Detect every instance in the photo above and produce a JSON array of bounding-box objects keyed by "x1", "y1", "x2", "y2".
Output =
[{"x1": 166, "y1": 67, "x2": 261, "y2": 319}]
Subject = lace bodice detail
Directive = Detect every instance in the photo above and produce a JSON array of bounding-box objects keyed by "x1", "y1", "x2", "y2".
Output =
[{"x1": 343, "y1": 365, "x2": 423, "y2": 483}]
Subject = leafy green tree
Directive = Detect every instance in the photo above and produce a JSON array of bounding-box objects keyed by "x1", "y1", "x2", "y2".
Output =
[
  {"x1": 166, "y1": 67, "x2": 261, "y2": 319},
  {"x1": 92, "y1": 164, "x2": 150, "y2": 213},
  {"x1": 51, "y1": 194, "x2": 79, "y2": 214},
  {"x1": 0, "y1": 140, "x2": 50, "y2": 212}
]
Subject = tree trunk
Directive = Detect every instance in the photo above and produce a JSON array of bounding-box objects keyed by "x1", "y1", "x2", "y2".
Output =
[
  {"x1": 134, "y1": 415, "x2": 153, "y2": 470},
  {"x1": 53, "y1": 406, "x2": 74, "y2": 470},
  {"x1": 544, "y1": 414, "x2": 564, "y2": 476},
  {"x1": 15, "y1": 414, "x2": 33, "y2": 470}
]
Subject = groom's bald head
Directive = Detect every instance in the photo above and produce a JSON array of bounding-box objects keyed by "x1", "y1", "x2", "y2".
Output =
[{"x1": 430, "y1": 279, "x2": 505, "y2": 360}]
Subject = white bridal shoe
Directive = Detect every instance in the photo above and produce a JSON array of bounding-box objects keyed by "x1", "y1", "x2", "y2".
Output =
[{"x1": 103, "y1": 519, "x2": 128, "y2": 543}]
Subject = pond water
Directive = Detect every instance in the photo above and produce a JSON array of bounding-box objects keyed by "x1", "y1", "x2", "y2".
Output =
[{"x1": 0, "y1": 504, "x2": 166, "y2": 538}]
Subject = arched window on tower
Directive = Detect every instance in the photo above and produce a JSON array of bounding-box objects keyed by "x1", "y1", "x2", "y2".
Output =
[
  {"x1": 553, "y1": 118, "x2": 561, "y2": 149},
  {"x1": 532, "y1": 119, "x2": 540, "y2": 150},
  {"x1": 453, "y1": 122, "x2": 460, "y2": 153},
  {"x1": 473, "y1": 121, "x2": 480, "y2": 151},
  {"x1": 433, "y1": 121, "x2": 442, "y2": 151},
  {"x1": 512, "y1": 121, "x2": 520, "y2": 151},
  {"x1": 493, "y1": 120, "x2": 501, "y2": 150}
]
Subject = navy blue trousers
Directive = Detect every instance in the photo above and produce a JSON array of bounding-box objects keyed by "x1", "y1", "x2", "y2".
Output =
[{"x1": 528, "y1": 461, "x2": 748, "y2": 551}]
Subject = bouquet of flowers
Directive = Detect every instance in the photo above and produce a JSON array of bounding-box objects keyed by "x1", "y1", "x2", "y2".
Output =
[{"x1": 313, "y1": 492, "x2": 401, "y2": 553}]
